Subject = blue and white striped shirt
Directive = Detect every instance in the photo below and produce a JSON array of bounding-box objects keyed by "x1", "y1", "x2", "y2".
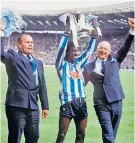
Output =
[{"x1": 55, "y1": 34, "x2": 97, "y2": 105}]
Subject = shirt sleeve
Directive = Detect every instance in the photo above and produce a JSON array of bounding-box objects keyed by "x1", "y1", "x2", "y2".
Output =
[
  {"x1": 129, "y1": 28, "x2": 135, "y2": 35},
  {"x1": 1, "y1": 37, "x2": 15, "y2": 64},
  {"x1": 55, "y1": 33, "x2": 69, "y2": 71},
  {"x1": 75, "y1": 37, "x2": 97, "y2": 69}
]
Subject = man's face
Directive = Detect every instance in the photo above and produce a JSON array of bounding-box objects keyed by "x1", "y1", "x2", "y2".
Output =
[
  {"x1": 17, "y1": 35, "x2": 34, "y2": 55},
  {"x1": 66, "y1": 47, "x2": 80, "y2": 63},
  {"x1": 96, "y1": 41, "x2": 111, "y2": 60}
]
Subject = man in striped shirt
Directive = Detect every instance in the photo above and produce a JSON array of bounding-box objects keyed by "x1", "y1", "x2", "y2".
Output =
[{"x1": 55, "y1": 17, "x2": 100, "y2": 143}]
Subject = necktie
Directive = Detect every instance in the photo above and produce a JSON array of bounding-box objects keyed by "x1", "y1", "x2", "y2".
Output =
[
  {"x1": 101, "y1": 60, "x2": 105, "y2": 74},
  {"x1": 27, "y1": 55, "x2": 37, "y2": 84}
]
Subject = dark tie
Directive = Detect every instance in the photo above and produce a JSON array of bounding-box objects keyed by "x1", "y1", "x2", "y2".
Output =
[
  {"x1": 101, "y1": 60, "x2": 105, "y2": 74},
  {"x1": 27, "y1": 55, "x2": 37, "y2": 83}
]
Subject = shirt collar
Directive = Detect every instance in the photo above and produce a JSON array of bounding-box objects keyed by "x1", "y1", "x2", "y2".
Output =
[
  {"x1": 96, "y1": 57, "x2": 106, "y2": 62},
  {"x1": 22, "y1": 53, "x2": 32, "y2": 58}
]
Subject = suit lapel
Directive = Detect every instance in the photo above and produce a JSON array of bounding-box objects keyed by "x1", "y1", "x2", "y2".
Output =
[
  {"x1": 104, "y1": 61, "x2": 113, "y2": 83},
  {"x1": 104, "y1": 54, "x2": 115, "y2": 83},
  {"x1": 18, "y1": 52, "x2": 35, "y2": 83},
  {"x1": 89, "y1": 60, "x2": 96, "y2": 72}
]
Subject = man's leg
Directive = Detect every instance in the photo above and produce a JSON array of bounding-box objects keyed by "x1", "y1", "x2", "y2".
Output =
[
  {"x1": 111, "y1": 101, "x2": 122, "y2": 140},
  {"x1": 72, "y1": 97, "x2": 88, "y2": 143},
  {"x1": 56, "y1": 116, "x2": 72, "y2": 143},
  {"x1": 24, "y1": 109, "x2": 39, "y2": 143},
  {"x1": 5, "y1": 106, "x2": 26, "y2": 143},
  {"x1": 94, "y1": 105, "x2": 114, "y2": 143},
  {"x1": 74, "y1": 117, "x2": 88, "y2": 143}
]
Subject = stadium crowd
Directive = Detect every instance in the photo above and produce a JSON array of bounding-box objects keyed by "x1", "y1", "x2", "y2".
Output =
[{"x1": 4, "y1": 32, "x2": 134, "y2": 69}]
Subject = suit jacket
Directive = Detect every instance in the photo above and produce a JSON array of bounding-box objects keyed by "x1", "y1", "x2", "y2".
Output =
[
  {"x1": 1, "y1": 38, "x2": 49, "y2": 110},
  {"x1": 83, "y1": 33, "x2": 134, "y2": 103}
]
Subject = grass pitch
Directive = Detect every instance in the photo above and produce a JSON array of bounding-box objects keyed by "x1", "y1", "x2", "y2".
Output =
[{"x1": 1, "y1": 65, "x2": 134, "y2": 143}]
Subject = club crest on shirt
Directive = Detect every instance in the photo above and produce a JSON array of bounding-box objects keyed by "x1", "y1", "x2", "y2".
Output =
[{"x1": 69, "y1": 71, "x2": 82, "y2": 79}]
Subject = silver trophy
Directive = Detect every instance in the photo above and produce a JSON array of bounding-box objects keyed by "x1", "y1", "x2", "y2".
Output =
[{"x1": 59, "y1": 13, "x2": 101, "y2": 48}]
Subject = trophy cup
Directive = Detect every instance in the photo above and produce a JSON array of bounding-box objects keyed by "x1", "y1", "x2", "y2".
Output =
[
  {"x1": 1, "y1": 9, "x2": 27, "y2": 37},
  {"x1": 59, "y1": 13, "x2": 101, "y2": 48}
]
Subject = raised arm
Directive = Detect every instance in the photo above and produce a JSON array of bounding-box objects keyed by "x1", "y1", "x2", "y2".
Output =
[
  {"x1": 0, "y1": 23, "x2": 5, "y2": 54},
  {"x1": 55, "y1": 34, "x2": 69, "y2": 71},
  {"x1": 1, "y1": 37, "x2": 5, "y2": 53},
  {"x1": 55, "y1": 16, "x2": 70, "y2": 71},
  {"x1": 116, "y1": 18, "x2": 135, "y2": 63},
  {"x1": 0, "y1": 22, "x2": 15, "y2": 64}
]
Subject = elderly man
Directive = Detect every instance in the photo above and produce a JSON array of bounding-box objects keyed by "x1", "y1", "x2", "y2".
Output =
[
  {"x1": 0, "y1": 23, "x2": 49, "y2": 142},
  {"x1": 83, "y1": 17, "x2": 134, "y2": 143}
]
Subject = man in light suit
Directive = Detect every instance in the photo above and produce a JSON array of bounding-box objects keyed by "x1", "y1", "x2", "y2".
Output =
[
  {"x1": 0, "y1": 23, "x2": 49, "y2": 143},
  {"x1": 83, "y1": 18, "x2": 134, "y2": 143}
]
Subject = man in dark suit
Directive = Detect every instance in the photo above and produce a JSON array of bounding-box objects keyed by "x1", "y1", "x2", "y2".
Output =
[
  {"x1": 1, "y1": 23, "x2": 49, "y2": 142},
  {"x1": 83, "y1": 17, "x2": 134, "y2": 143}
]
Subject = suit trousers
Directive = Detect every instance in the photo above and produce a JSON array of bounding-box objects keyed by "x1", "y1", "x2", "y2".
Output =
[
  {"x1": 5, "y1": 105, "x2": 39, "y2": 143},
  {"x1": 94, "y1": 100, "x2": 122, "y2": 143}
]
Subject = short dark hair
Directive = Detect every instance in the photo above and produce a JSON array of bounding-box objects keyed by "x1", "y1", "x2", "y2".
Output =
[
  {"x1": 16, "y1": 33, "x2": 31, "y2": 43},
  {"x1": 66, "y1": 41, "x2": 75, "y2": 53}
]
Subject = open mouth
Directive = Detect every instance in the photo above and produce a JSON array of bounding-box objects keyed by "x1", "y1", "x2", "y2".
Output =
[
  {"x1": 73, "y1": 55, "x2": 77, "y2": 60},
  {"x1": 28, "y1": 48, "x2": 33, "y2": 50},
  {"x1": 100, "y1": 52, "x2": 106, "y2": 56}
]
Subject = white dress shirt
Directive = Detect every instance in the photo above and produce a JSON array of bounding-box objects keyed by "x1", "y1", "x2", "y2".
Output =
[
  {"x1": 129, "y1": 28, "x2": 135, "y2": 35},
  {"x1": 93, "y1": 58, "x2": 106, "y2": 76}
]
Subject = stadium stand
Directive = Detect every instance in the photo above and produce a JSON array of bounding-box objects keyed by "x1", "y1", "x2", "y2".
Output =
[{"x1": 3, "y1": 1, "x2": 134, "y2": 69}]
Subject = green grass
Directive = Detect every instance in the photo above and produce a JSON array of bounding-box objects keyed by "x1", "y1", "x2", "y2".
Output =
[{"x1": 1, "y1": 65, "x2": 134, "y2": 143}]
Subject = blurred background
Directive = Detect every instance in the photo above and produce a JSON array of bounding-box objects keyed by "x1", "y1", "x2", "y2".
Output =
[{"x1": 1, "y1": 0, "x2": 134, "y2": 70}]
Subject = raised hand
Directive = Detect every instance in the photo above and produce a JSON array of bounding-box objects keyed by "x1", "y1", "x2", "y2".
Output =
[
  {"x1": 128, "y1": 17, "x2": 135, "y2": 30},
  {"x1": 0, "y1": 21, "x2": 4, "y2": 37}
]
